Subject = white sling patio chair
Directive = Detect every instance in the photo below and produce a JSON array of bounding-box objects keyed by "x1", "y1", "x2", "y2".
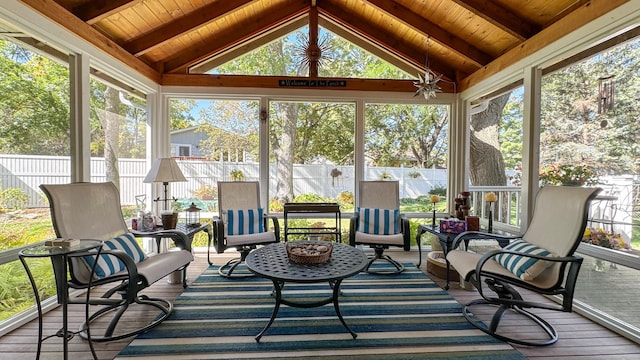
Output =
[
  {"x1": 211, "y1": 181, "x2": 280, "y2": 278},
  {"x1": 348, "y1": 180, "x2": 411, "y2": 274},
  {"x1": 40, "y1": 182, "x2": 194, "y2": 342},
  {"x1": 446, "y1": 185, "x2": 601, "y2": 346}
]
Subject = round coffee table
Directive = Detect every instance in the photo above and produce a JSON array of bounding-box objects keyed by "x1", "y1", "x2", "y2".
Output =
[{"x1": 245, "y1": 241, "x2": 368, "y2": 342}]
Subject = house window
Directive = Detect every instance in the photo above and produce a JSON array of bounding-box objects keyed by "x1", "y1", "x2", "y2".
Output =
[{"x1": 172, "y1": 145, "x2": 191, "y2": 157}]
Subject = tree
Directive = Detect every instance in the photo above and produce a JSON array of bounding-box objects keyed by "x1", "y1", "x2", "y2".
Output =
[
  {"x1": 207, "y1": 28, "x2": 449, "y2": 202},
  {"x1": 541, "y1": 42, "x2": 640, "y2": 175},
  {"x1": 0, "y1": 40, "x2": 69, "y2": 155},
  {"x1": 365, "y1": 104, "x2": 448, "y2": 168},
  {"x1": 103, "y1": 87, "x2": 121, "y2": 187},
  {"x1": 469, "y1": 94, "x2": 510, "y2": 187}
]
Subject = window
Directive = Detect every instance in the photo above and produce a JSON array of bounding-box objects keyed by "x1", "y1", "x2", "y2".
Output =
[
  {"x1": 89, "y1": 74, "x2": 147, "y2": 204},
  {"x1": 364, "y1": 103, "x2": 449, "y2": 214},
  {"x1": 268, "y1": 100, "x2": 355, "y2": 210},
  {"x1": 467, "y1": 87, "x2": 524, "y2": 228},
  {"x1": 0, "y1": 36, "x2": 70, "y2": 325},
  {"x1": 168, "y1": 98, "x2": 260, "y2": 211},
  {"x1": 171, "y1": 144, "x2": 191, "y2": 157}
]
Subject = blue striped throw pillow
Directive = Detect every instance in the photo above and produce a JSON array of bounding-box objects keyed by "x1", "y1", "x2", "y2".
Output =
[
  {"x1": 358, "y1": 208, "x2": 400, "y2": 235},
  {"x1": 82, "y1": 233, "x2": 147, "y2": 278},
  {"x1": 227, "y1": 208, "x2": 265, "y2": 235},
  {"x1": 495, "y1": 240, "x2": 554, "y2": 281}
]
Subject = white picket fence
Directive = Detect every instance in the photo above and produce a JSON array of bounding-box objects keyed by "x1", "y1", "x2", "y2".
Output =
[{"x1": 0, "y1": 155, "x2": 448, "y2": 208}]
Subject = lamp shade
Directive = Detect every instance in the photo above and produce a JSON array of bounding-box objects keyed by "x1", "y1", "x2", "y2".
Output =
[{"x1": 143, "y1": 158, "x2": 187, "y2": 183}]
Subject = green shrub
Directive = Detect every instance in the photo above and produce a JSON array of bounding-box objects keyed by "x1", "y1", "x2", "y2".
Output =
[
  {"x1": 429, "y1": 185, "x2": 446, "y2": 197},
  {"x1": 0, "y1": 187, "x2": 28, "y2": 211},
  {"x1": 269, "y1": 198, "x2": 284, "y2": 212},
  {"x1": 230, "y1": 169, "x2": 245, "y2": 181},
  {"x1": 408, "y1": 171, "x2": 421, "y2": 179},
  {"x1": 194, "y1": 185, "x2": 217, "y2": 200},
  {"x1": 336, "y1": 191, "x2": 354, "y2": 207},
  {"x1": 293, "y1": 193, "x2": 331, "y2": 203}
]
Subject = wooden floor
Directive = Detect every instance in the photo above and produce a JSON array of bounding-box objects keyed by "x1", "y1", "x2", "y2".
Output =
[{"x1": 1, "y1": 248, "x2": 640, "y2": 360}]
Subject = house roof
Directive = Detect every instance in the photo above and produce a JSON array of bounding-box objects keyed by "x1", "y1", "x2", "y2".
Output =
[{"x1": 16, "y1": 0, "x2": 629, "y2": 92}]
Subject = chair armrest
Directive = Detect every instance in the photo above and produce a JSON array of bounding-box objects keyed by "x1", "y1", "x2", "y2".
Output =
[
  {"x1": 474, "y1": 247, "x2": 582, "y2": 297},
  {"x1": 130, "y1": 229, "x2": 192, "y2": 252},
  {"x1": 69, "y1": 249, "x2": 140, "y2": 289},
  {"x1": 212, "y1": 217, "x2": 226, "y2": 254},
  {"x1": 399, "y1": 214, "x2": 411, "y2": 251},
  {"x1": 451, "y1": 231, "x2": 521, "y2": 250},
  {"x1": 265, "y1": 214, "x2": 281, "y2": 242},
  {"x1": 348, "y1": 212, "x2": 359, "y2": 246}
]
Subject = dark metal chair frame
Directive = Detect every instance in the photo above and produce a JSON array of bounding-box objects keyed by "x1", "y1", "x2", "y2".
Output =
[
  {"x1": 447, "y1": 185, "x2": 601, "y2": 346},
  {"x1": 210, "y1": 181, "x2": 280, "y2": 278},
  {"x1": 348, "y1": 181, "x2": 411, "y2": 275}
]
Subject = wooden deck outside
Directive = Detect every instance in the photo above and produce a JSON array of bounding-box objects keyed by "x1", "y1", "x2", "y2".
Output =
[{"x1": 1, "y1": 248, "x2": 639, "y2": 359}]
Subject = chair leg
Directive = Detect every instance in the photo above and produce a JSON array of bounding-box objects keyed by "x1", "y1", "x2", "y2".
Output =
[
  {"x1": 218, "y1": 248, "x2": 256, "y2": 278},
  {"x1": 461, "y1": 279, "x2": 560, "y2": 346},
  {"x1": 364, "y1": 247, "x2": 404, "y2": 275},
  {"x1": 79, "y1": 295, "x2": 173, "y2": 342}
]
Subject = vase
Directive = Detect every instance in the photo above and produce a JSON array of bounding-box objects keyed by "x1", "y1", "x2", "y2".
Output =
[
  {"x1": 487, "y1": 203, "x2": 494, "y2": 233},
  {"x1": 432, "y1": 207, "x2": 436, "y2": 227}
]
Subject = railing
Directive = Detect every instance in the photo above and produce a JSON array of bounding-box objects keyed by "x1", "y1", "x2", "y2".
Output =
[{"x1": 468, "y1": 186, "x2": 522, "y2": 233}]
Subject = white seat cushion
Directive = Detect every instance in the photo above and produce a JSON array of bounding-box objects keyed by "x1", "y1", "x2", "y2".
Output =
[
  {"x1": 227, "y1": 231, "x2": 276, "y2": 247},
  {"x1": 446, "y1": 249, "x2": 561, "y2": 289},
  {"x1": 355, "y1": 231, "x2": 404, "y2": 246},
  {"x1": 122, "y1": 250, "x2": 193, "y2": 285}
]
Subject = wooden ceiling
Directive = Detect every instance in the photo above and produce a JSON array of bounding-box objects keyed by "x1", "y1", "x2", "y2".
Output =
[{"x1": 16, "y1": 0, "x2": 630, "y2": 92}]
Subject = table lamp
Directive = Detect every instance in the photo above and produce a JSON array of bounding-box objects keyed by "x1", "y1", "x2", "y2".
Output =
[{"x1": 143, "y1": 158, "x2": 187, "y2": 211}]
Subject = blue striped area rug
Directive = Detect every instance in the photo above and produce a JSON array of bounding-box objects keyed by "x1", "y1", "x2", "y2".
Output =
[{"x1": 116, "y1": 263, "x2": 525, "y2": 359}]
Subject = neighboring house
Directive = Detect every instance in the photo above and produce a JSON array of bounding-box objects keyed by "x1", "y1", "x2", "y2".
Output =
[
  {"x1": 170, "y1": 126, "x2": 254, "y2": 162},
  {"x1": 170, "y1": 126, "x2": 207, "y2": 158}
]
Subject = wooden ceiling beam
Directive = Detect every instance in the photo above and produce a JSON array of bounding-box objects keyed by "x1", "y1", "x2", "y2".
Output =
[
  {"x1": 162, "y1": 1, "x2": 309, "y2": 74},
  {"x1": 73, "y1": 0, "x2": 140, "y2": 25},
  {"x1": 20, "y1": 0, "x2": 161, "y2": 83},
  {"x1": 318, "y1": 2, "x2": 458, "y2": 81},
  {"x1": 161, "y1": 73, "x2": 432, "y2": 93},
  {"x1": 190, "y1": 17, "x2": 307, "y2": 74},
  {"x1": 319, "y1": 18, "x2": 420, "y2": 77},
  {"x1": 459, "y1": 0, "x2": 630, "y2": 91},
  {"x1": 452, "y1": 0, "x2": 540, "y2": 41},
  {"x1": 366, "y1": 0, "x2": 491, "y2": 67},
  {"x1": 123, "y1": 0, "x2": 254, "y2": 56}
]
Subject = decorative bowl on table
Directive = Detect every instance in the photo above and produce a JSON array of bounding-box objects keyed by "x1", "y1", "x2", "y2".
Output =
[{"x1": 286, "y1": 241, "x2": 333, "y2": 264}]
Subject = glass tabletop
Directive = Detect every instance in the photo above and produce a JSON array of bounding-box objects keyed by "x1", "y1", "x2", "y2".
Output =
[{"x1": 19, "y1": 239, "x2": 103, "y2": 257}]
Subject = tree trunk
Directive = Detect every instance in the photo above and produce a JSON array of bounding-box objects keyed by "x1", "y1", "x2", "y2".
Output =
[
  {"x1": 469, "y1": 93, "x2": 510, "y2": 223},
  {"x1": 104, "y1": 87, "x2": 121, "y2": 190},
  {"x1": 469, "y1": 93, "x2": 510, "y2": 187},
  {"x1": 273, "y1": 102, "x2": 298, "y2": 203}
]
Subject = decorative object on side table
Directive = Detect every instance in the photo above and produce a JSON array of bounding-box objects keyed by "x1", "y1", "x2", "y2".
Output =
[
  {"x1": 143, "y1": 157, "x2": 187, "y2": 211},
  {"x1": 485, "y1": 192, "x2": 497, "y2": 233},
  {"x1": 465, "y1": 216, "x2": 480, "y2": 231},
  {"x1": 430, "y1": 194, "x2": 440, "y2": 227},
  {"x1": 439, "y1": 218, "x2": 467, "y2": 234},
  {"x1": 161, "y1": 210, "x2": 178, "y2": 229},
  {"x1": 185, "y1": 202, "x2": 201, "y2": 227}
]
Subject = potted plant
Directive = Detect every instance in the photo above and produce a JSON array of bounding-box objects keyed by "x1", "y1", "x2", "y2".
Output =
[{"x1": 539, "y1": 163, "x2": 598, "y2": 186}]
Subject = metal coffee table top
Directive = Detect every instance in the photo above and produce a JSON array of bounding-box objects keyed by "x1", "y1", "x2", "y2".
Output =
[{"x1": 245, "y1": 241, "x2": 367, "y2": 283}]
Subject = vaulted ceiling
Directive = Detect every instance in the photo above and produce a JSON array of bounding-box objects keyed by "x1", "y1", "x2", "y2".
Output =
[{"x1": 15, "y1": 0, "x2": 630, "y2": 92}]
